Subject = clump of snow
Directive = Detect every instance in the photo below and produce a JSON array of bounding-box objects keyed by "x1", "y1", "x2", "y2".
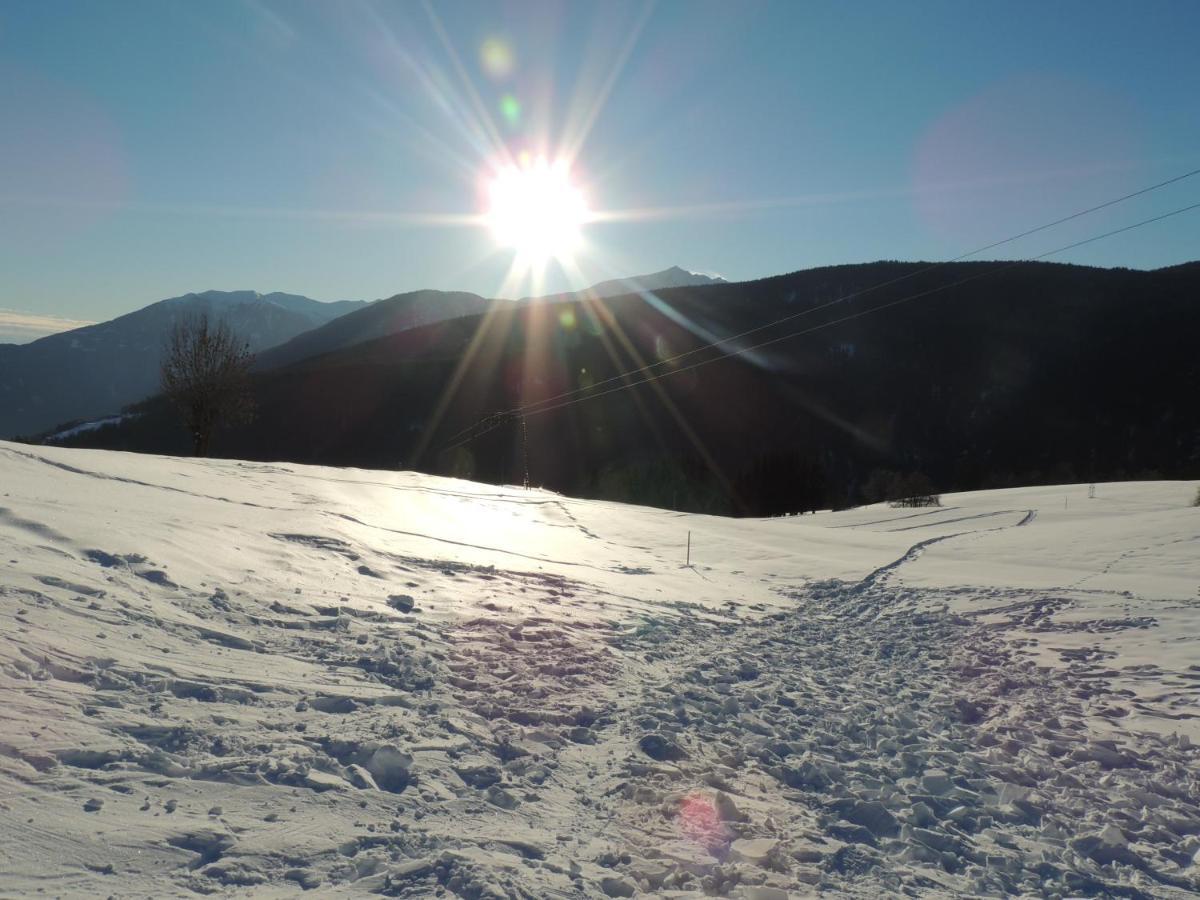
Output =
[
  {"x1": 0, "y1": 441, "x2": 1197, "y2": 897},
  {"x1": 44, "y1": 414, "x2": 132, "y2": 441}
]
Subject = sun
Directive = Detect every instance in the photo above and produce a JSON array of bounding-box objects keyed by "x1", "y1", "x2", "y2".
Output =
[{"x1": 485, "y1": 156, "x2": 589, "y2": 263}]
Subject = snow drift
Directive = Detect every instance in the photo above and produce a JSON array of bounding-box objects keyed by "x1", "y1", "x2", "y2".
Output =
[{"x1": 1, "y1": 441, "x2": 1197, "y2": 897}]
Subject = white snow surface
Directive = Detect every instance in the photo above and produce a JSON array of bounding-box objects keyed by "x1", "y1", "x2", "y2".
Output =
[
  {"x1": 1, "y1": 441, "x2": 1198, "y2": 898},
  {"x1": 44, "y1": 414, "x2": 132, "y2": 442}
]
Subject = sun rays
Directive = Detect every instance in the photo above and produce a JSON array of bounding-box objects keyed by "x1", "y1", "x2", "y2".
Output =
[
  {"x1": 180, "y1": 0, "x2": 762, "y2": 487},
  {"x1": 375, "y1": 0, "x2": 745, "y2": 486}
]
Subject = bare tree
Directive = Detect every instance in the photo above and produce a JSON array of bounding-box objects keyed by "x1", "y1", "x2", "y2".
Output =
[
  {"x1": 861, "y1": 468, "x2": 940, "y2": 507},
  {"x1": 888, "y1": 472, "x2": 941, "y2": 508},
  {"x1": 161, "y1": 313, "x2": 254, "y2": 456}
]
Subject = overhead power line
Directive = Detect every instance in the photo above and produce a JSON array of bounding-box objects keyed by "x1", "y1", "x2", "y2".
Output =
[
  {"x1": 509, "y1": 199, "x2": 1200, "y2": 422},
  {"x1": 437, "y1": 171, "x2": 1200, "y2": 453},
  {"x1": 493, "y1": 167, "x2": 1200, "y2": 426}
]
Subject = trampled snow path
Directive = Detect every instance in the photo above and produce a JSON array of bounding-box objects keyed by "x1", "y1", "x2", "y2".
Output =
[{"x1": 1, "y1": 442, "x2": 1198, "y2": 898}]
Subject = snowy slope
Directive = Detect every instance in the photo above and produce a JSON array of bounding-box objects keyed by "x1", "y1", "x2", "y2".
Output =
[{"x1": 1, "y1": 442, "x2": 1197, "y2": 898}]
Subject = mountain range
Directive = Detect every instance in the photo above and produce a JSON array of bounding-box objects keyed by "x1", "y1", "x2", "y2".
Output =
[
  {"x1": 521, "y1": 265, "x2": 726, "y2": 302},
  {"x1": 0, "y1": 291, "x2": 364, "y2": 439},
  {"x1": 38, "y1": 260, "x2": 1200, "y2": 514},
  {"x1": 1, "y1": 268, "x2": 720, "y2": 438},
  {"x1": 254, "y1": 290, "x2": 493, "y2": 372}
]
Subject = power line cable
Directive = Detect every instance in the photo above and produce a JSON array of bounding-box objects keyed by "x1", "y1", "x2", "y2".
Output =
[
  {"x1": 437, "y1": 198, "x2": 1199, "y2": 452},
  {"x1": 520, "y1": 200, "x2": 1200, "y2": 419},
  {"x1": 462, "y1": 165, "x2": 1200, "y2": 431}
]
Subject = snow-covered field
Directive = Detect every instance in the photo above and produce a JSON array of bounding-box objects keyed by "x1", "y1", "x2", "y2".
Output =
[{"x1": 1, "y1": 440, "x2": 1198, "y2": 899}]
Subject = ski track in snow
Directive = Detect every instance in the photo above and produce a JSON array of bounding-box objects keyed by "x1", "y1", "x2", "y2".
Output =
[{"x1": 0, "y1": 443, "x2": 1198, "y2": 899}]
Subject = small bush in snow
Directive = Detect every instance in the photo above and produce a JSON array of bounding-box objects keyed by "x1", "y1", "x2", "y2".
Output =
[
  {"x1": 889, "y1": 492, "x2": 941, "y2": 508},
  {"x1": 868, "y1": 470, "x2": 941, "y2": 508}
]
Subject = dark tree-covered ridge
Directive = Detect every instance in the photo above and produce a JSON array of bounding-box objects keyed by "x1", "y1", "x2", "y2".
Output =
[{"x1": 43, "y1": 259, "x2": 1200, "y2": 515}]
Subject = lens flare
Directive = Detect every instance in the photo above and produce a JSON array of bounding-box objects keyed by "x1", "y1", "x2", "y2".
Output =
[
  {"x1": 678, "y1": 792, "x2": 732, "y2": 855},
  {"x1": 480, "y1": 37, "x2": 514, "y2": 79},
  {"x1": 499, "y1": 93, "x2": 521, "y2": 127},
  {"x1": 485, "y1": 156, "x2": 589, "y2": 263}
]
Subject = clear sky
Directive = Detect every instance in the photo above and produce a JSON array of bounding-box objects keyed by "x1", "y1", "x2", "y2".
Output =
[{"x1": 2, "y1": 0, "x2": 1198, "y2": 333}]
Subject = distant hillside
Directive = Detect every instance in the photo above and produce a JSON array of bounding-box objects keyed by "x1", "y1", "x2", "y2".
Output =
[
  {"x1": 254, "y1": 290, "x2": 491, "y2": 372},
  {"x1": 0, "y1": 291, "x2": 364, "y2": 438},
  {"x1": 584, "y1": 265, "x2": 726, "y2": 297},
  {"x1": 258, "y1": 272, "x2": 720, "y2": 371},
  {"x1": 43, "y1": 260, "x2": 1200, "y2": 515},
  {"x1": 524, "y1": 266, "x2": 725, "y2": 303}
]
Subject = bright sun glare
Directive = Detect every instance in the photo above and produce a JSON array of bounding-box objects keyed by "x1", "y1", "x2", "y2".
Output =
[{"x1": 486, "y1": 156, "x2": 589, "y2": 263}]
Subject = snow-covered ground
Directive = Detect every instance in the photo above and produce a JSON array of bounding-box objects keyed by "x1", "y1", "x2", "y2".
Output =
[{"x1": 1, "y1": 440, "x2": 1197, "y2": 898}]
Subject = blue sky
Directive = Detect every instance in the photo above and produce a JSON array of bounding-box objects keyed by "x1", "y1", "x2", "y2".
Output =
[{"x1": 2, "y1": 0, "x2": 1198, "y2": 333}]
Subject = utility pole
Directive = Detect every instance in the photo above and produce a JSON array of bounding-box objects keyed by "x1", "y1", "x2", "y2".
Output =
[{"x1": 520, "y1": 413, "x2": 530, "y2": 490}]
